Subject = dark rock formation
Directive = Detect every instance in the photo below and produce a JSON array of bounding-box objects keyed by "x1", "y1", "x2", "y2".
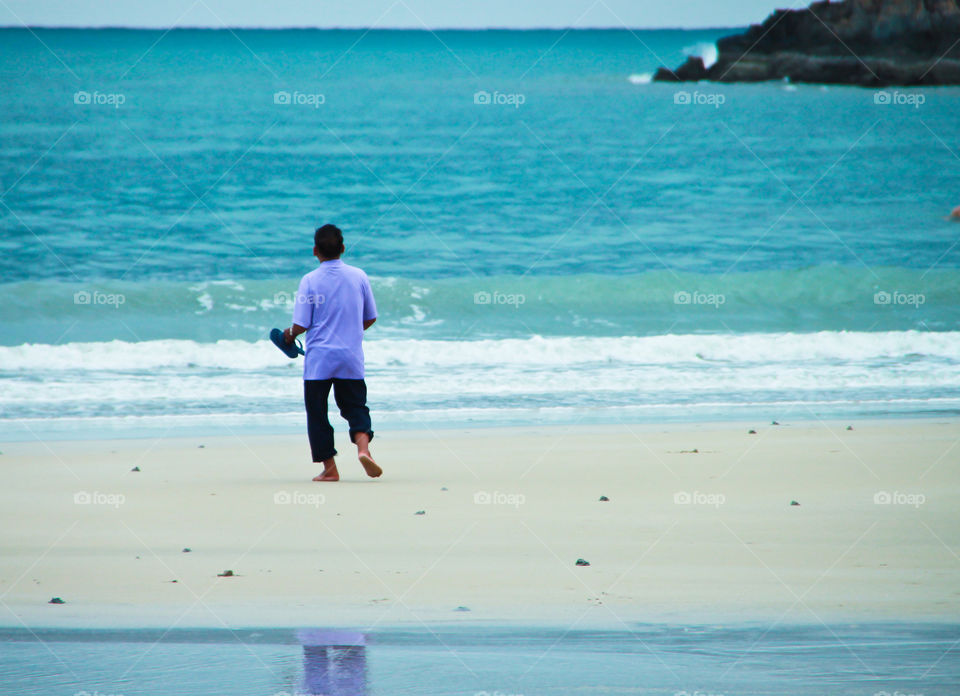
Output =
[{"x1": 654, "y1": 0, "x2": 960, "y2": 85}]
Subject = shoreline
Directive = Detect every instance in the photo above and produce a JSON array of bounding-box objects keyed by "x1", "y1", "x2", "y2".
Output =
[
  {"x1": 2, "y1": 620, "x2": 958, "y2": 639},
  {"x1": 3, "y1": 407, "x2": 960, "y2": 444},
  {"x1": 2, "y1": 418, "x2": 958, "y2": 629}
]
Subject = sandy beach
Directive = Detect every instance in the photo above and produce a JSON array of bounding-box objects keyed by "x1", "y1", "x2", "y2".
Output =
[{"x1": 1, "y1": 418, "x2": 957, "y2": 629}]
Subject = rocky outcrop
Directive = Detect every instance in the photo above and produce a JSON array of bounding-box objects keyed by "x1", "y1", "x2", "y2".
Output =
[{"x1": 654, "y1": 0, "x2": 960, "y2": 86}]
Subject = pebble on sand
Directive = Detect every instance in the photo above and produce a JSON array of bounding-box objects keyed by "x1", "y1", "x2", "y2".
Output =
[
  {"x1": 182, "y1": 548, "x2": 191, "y2": 553},
  {"x1": 131, "y1": 466, "x2": 140, "y2": 472},
  {"x1": 599, "y1": 496, "x2": 610, "y2": 502},
  {"x1": 217, "y1": 570, "x2": 234, "y2": 577},
  {"x1": 846, "y1": 425, "x2": 853, "y2": 431},
  {"x1": 454, "y1": 606, "x2": 470, "y2": 612},
  {"x1": 415, "y1": 510, "x2": 426, "y2": 515},
  {"x1": 748, "y1": 429, "x2": 757, "y2": 434},
  {"x1": 790, "y1": 500, "x2": 801, "y2": 506},
  {"x1": 575, "y1": 558, "x2": 591, "y2": 567},
  {"x1": 48, "y1": 597, "x2": 65, "y2": 604},
  {"x1": 772, "y1": 420, "x2": 780, "y2": 426}
]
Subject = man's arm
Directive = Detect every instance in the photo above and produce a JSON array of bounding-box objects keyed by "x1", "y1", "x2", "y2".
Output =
[
  {"x1": 286, "y1": 275, "x2": 313, "y2": 344},
  {"x1": 284, "y1": 324, "x2": 308, "y2": 344},
  {"x1": 361, "y1": 274, "x2": 377, "y2": 332}
]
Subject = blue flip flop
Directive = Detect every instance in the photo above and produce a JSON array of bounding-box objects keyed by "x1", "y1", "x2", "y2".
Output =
[{"x1": 270, "y1": 328, "x2": 304, "y2": 358}]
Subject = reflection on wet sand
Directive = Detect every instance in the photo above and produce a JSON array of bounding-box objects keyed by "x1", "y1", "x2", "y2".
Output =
[{"x1": 298, "y1": 629, "x2": 367, "y2": 696}]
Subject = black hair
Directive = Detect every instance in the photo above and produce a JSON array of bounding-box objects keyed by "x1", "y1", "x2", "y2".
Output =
[{"x1": 314, "y1": 224, "x2": 344, "y2": 259}]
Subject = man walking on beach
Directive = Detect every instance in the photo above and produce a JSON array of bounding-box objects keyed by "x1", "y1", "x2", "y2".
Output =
[{"x1": 283, "y1": 224, "x2": 382, "y2": 481}]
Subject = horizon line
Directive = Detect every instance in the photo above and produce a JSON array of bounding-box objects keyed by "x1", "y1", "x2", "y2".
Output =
[{"x1": 0, "y1": 24, "x2": 744, "y2": 32}]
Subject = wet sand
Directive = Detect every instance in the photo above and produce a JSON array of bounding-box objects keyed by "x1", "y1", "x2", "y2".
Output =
[{"x1": 1, "y1": 419, "x2": 958, "y2": 628}]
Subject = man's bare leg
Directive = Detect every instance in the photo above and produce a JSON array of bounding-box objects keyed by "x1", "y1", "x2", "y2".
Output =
[
  {"x1": 354, "y1": 432, "x2": 382, "y2": 478},
  {"x1": 312, "y1": 457, "x2": 339, "y2": 482}
]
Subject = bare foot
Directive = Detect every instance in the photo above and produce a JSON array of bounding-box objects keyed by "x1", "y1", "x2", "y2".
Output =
[
  {"x1": 312, "y1": 459, "x2": 339, "y2": 482},
  {"x1": 358, "y1": 452, "x2": 382, "y2": 478},
  {"x1": 354, "y1": 432, "x2": 382, "y2": 478}
]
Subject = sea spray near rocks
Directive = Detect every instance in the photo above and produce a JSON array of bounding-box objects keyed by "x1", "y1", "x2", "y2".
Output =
[{"x1": 656, "y1": 0, "x2": 960, "y2": 85}]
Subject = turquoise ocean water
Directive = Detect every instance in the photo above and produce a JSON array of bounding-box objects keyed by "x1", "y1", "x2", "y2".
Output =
[{"x1": 1, "y1": 29, "x2": 959, "y2": 437}]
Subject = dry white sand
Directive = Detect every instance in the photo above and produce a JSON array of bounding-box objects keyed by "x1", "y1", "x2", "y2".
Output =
[{"x1": 1, "y1": 419, "x2": 958, "y2": 628}]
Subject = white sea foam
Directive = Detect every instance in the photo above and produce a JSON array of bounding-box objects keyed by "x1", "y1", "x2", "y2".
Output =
[
  {"x1": 1, "y1": 332, "x2": 958, "y2": 428},
  {"x1": 683, "y1": 42, "x2": 718, "y2": 69},
  {"x1": 2, "y1": 332, "x2": 959, "y2": 372},
  {"x1": 195, "y1": 292, "x2": 214, "y2": 313},
  {"x1": 628, "y1": 73, "x2": 653, "y2": 85}
]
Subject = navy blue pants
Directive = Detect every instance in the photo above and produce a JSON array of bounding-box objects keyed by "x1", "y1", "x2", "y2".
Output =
[{"x1": 304, "y1": 379, "x2": 373, "y2": 462}]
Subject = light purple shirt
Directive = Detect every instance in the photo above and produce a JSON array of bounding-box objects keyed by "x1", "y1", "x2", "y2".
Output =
[{"x1": 292, "y1": 260, "x2": 377, "y2": 380}]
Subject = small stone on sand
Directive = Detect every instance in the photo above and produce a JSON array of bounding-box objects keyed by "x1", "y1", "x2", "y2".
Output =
[
  {"x1": 748, "y1": 429, "x2": 757, "y2": 434},
  {"x1": 414, "y1": 510, "x2": 426, "y2": 515},
  {"x1": 790, "y1": 500, "x2": 800, "y2": 506},
  {"x1": 182, "y1": 548, "x2": 191, "y2": 553},
  {"x1": 454, "y1": 606, "x2": 470, "y2": 612},
  {"x1": 575, "y1": 558, "x2": 590, "y2": 567},
  {"x1": 198, "y1": 445, "x2": 205, "y2": 448},
  {"x1": 846, "y1": 425, "x2": 853, "y2": 431},
  {"x1": 441, "y1": 487, "x2": 448, "y2": 491},
  {"x1": 48, "y1": 597, "x2": 65, "y2": 604},
  {"x1": 599, "y1": 495, "x2": 610, "y2": 501},
  {"x1": 131, "y1": 466, "x2": 140, "y2": 472},
  {"x1": 772, "y1": 420, "x2": 780, "y2": 426},
  {"x1": 218, "y1": 570, "x2": 234, "y2": 577}
]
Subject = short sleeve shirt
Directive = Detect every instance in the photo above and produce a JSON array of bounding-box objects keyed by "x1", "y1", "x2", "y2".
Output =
[{"x1": 292, "y1": 260, "x2": 377, "y2": 380}]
